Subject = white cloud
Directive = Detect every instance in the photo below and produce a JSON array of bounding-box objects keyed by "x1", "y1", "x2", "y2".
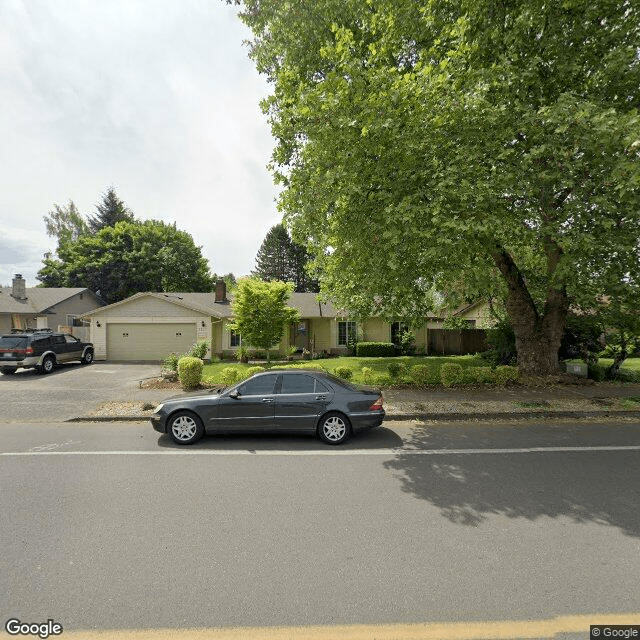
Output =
[{"x1": 0, "y1": 0, "x2": 281, "y2": 286}]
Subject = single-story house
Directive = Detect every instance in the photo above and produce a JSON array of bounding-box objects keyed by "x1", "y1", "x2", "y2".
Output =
[
  {"x1": 0, "y1": 274, "x2": 105, "y2": 340},
  {"x1": 82, "y1": 280, "x2": 494, "y2": 362}
]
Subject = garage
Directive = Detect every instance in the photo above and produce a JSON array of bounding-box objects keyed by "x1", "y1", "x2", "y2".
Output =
[{"x1": 106, "y1": 322, "x2": 197, "y2": 361}]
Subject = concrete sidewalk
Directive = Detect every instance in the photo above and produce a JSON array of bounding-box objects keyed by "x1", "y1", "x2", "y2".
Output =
[{"x1": 69, "y1": 381, "x2": 640, "y2": 423}]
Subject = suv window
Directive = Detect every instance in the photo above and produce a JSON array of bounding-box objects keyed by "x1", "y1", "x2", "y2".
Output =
[
  {"x1": 64, "y1": 335, "x2": 78, "y2": 343},
  {"x1": 32, "y1": 337, "x2": 51, "y2": 349},
  {"x1": 0, "y1": 337, "x2": 27, "y2": 349},
  {"x1": 51, "y1": 335, "x2": 66, "y2": 345}
]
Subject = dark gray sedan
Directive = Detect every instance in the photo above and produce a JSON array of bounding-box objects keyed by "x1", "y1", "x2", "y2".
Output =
[{"x1": 151, "y1": 369, "x2": 385, "y2": 445}]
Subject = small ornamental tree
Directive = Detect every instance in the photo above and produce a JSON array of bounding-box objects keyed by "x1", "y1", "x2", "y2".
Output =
[{"x1": 229, "y1": 278, "x2": 300, "y2": 364}]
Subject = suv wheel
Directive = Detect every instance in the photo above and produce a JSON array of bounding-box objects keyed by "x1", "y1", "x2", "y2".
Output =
[
  {"x1": 41, "y1": 355, "x2": 55, "y2": 374},
  {"x1": 81, "y1": 349, "x2": 94, "y2": 365}
]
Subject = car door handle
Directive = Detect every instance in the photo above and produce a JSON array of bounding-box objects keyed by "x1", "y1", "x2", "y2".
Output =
[
  {"x1": 315, "y1": 395, "x2": 327, "y2": 400},
  {"x1": 261, "y1": 397, "x2": 273, "y2": 403}
]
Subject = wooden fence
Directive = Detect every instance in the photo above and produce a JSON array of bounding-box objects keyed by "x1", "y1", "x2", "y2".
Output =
[{"x1": 427, "y1": 329, "x2": 488, "y2": 355}]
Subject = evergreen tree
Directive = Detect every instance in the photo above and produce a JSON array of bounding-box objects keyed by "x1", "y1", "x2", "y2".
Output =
[
  {"x1": 253, "y1": 224, "x2": 319, "y2": 292},
  {"x1": 87, "y1": 187, "x2": 134, "y2": 233}
]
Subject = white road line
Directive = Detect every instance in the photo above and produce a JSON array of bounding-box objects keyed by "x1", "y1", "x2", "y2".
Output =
[{"x1": 2, "y1": 445, "x2": 640, "y2": 456}]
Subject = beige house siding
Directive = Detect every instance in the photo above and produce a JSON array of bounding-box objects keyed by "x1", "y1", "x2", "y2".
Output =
[
  {"x1": 47, "y1": 291, "x2": 103, "y2": 331},
  {"x1": 362, "y1": 318, "x2": 390, "y2": 343},
  {"x1": 458, "y1": 302, "x2": 495, "y2": 329},
  {"x1": 0, "y1": 315, "x2": 11, "y2": 334}
]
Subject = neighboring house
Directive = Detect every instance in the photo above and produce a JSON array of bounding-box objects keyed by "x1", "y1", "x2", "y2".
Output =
[
  {"x1": 83, "y1": 280, "x2": 495, "y2": 362},
  {"x1": 0, "y1": 274, "x2": 105, "y2": 340}
]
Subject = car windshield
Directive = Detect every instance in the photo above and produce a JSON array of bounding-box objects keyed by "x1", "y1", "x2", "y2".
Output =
[{"x1": 0, "y1": 337, "x2": 27, "y2": 349}]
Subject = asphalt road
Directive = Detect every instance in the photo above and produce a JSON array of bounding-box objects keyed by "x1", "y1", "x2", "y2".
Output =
[{"x1": 2, "y1": 419, "x2": 640, "y2": 639}]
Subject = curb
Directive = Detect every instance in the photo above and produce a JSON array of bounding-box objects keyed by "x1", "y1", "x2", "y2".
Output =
[{"x1": 66, "y1": 410, "x2": 640, "y2": 423}]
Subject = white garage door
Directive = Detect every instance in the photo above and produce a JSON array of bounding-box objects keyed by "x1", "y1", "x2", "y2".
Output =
[{"x1": 106, "y1": 323, "x2": 197, "y2": 361}]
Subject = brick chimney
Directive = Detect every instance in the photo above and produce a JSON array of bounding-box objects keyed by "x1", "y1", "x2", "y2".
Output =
[
  {"x1": 11, "y1": 274, "x2": 27, "y2": 300},
  {"x1": 215, "y1": 279, "x2": 227, "y2": 302}
]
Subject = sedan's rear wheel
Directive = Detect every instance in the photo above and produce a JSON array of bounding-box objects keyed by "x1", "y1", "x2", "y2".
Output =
[
  {"x1": 317, "y1": 412, "x2": 351, "y2": 445},
  {"x1": 168, "y1": 411, "x2": 204, "y2": 445}
]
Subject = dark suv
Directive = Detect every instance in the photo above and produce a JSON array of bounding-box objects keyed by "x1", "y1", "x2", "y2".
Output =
[{"x1": 0, "y1": 329, "x2": 94, "y2": 375}]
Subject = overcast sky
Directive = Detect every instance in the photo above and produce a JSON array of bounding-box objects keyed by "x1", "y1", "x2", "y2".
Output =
[{"x1": 0, "y1": 0, "x2": 281, "y2": 287}]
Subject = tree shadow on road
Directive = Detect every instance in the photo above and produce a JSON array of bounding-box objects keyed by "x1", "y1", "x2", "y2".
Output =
[{"x1": 384, "y1": 423, "x2": 640, "y2": 537}]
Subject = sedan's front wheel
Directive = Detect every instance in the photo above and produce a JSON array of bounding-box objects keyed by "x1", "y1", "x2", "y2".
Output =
[
  {"x1": 168, "y1": 411, "x2": 204, "y2": 445},
  {"x1": 317, "y1": 412, "x2": 351, "y2": 445}
]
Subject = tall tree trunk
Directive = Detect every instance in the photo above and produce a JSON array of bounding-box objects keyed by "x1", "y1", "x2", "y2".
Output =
[{"x1": 492, "y1": 246, "x2": 568, "y2": 375}]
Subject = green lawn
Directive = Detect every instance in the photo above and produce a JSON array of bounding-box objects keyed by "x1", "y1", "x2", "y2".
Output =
[{"x1": 201, "y1": 354, "x2": 488, "y2": 385}]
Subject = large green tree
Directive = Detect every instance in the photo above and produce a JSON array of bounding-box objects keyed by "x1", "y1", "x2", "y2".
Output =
[
  {"x1": 87, "y1": 187, "x2": 135, "y2": 233},
  {"x1": 231, "y1": 0, "x2": 640, "y2": 374},
  {"x1": 43, "y1": 200, "x2": 89, "y2": 246},
  {"x1": 38, "y1": 220, "x2": 214, "y2": 303},
  {"x1": 229, "y1": 278, "x2": 299, "y2": 364},
  {"x1": 253, "y1": 223, "x2": 319, "y2": 292}
]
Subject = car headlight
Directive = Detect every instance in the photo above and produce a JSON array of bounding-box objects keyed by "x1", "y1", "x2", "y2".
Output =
[{"x1": 153, "y1": 404, "x2": 164, "y2": 413}]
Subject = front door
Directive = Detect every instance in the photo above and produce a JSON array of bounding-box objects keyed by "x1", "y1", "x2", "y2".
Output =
[{"x1": 214, "y1": 373, "x2": 279, "y2": 431}]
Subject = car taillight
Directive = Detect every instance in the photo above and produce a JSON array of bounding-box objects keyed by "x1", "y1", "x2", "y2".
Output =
[
  {"x1": 25, "y1": 347, "x2": 34, "y2": 355},
  {"x1": 369, "y1": 397, "x2": 383, "y2": 411}
]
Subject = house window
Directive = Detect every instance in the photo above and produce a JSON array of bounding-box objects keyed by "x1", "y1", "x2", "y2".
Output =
[
  {"x1": 230, "y1": 330, "x2": 242, "y2": 348},
  {"x1": 337, "y1": 321, "x2": 357, "y2": 346},
  {"x1": 391, "y1": 322, "x2": 409, "y2": 345}
]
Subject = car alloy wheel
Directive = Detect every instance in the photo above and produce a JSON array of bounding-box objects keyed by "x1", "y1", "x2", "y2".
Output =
[
  {"x1": 42, "y1": 356, "x2": 55, "y2": 374},
  {"x1": 169, "y1": 411, "x2": 204, "y2": 445},
  {"x1": 82, "y1": 350, "x2": 93, "y2": 364},
  {"x1": 318, "y1": 412, "x2": 350, "y2": 445}
]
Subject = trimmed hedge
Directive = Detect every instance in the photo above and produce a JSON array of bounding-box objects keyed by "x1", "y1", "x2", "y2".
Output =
[
  {"x1": 334, "y1": 366, "x2": 354, "y2": 380},
  {"x1": 387, "y1": 362, "x2": 402, "y2": 379},
  {"x1": 355, "y1": 342, "x2": 396, "y2": 357},
  {"x1": 410, "y1": 364, "x2": 440, "y2": 385},
  {"x1": 494, "y1": 365, "x2": 520, "y2": 384},
  {"x1": 361, "y1": 367, "x2": 374, "y2": 385},
  {"x1": 246, "y1": 366, "x2": 266, "y2": 377},
  {"x1": 178, "y1": 356, "x2": 203, "y2": 390},
  {"x1": 464, "y1": 366, "x2": 495, "y2": 384},
  {"x1": 220, "y1": 366, "x2": 241, "y2": 386},
  {"x1": 441, "y1": 363, "x2": 464, "y2": 387}
]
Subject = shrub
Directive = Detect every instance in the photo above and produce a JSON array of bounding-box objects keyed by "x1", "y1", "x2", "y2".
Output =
[
  {"x1": 361, "y1": 367, "x2": 374, "y2": 385},
  {"x1": 441, "y1": 363, "x2": 464, "y2": 387},
  {"x1": 236, "y1": 346, "x2": 249, "y2": 363},
  {"x1": 410, "y1": 364, "x2": 439, "y2": 385},
  {"x1": 334, "y1": 366, "x2": 353, "y2": 380},
  {"x1": 271, "y1": 363, "x2": 325, "y2": 371},
  {"x1": 588, "y1": 363, "x2": 606, "y2": 382},
  {"x1": 465, "y1": 366, "x2": 495, "y2": 383},
  {"x1": 163, "y1": 352, "x2": 179, "y2": 372},
  {"x1": 355, "y1": 342, "x2": 396, "y2": 357},
  {"x1": 220, "y1": 367, "x2": 240, "y2": 386},
  {"x1": 374, "y1": 374, "x2": 393, "y2": 386},
  {"x1": 387, "y1": 362, "x2": 402, "y2": 379},
  {"x1": 178, "y1": 356, "x2": 203, "y2": 390},
  {"x1": 494, "y1": 365, "x2": 520, "y2": 385},
  {"x1": 202, "y1": 375, "x2": 220, "y2": 388},
  {"x1": 481, "y1": 320, "x2": 516, "y2": 366},
  {"x1": 398, "y1": 329, "x2": 416, "y2": 355},
  {"x1": 187, "y1": 340, "x2": 209, "y2": 360},
  {"x1": 246, "y1": 366, "x2": 266, "y2": 377}
]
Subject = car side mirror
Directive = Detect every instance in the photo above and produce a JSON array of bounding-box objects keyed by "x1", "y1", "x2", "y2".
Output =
[{"x1": 228, "y1": 390, "x2": 240, "y2": 399}]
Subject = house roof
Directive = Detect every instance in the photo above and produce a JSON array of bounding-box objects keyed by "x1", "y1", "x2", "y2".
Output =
[
  {"x1": 0, "y1": 287, "x2": 95, "y2": 315},
  {"x1": 84, "y1": 291, "x2": 341, "y2": 319}
]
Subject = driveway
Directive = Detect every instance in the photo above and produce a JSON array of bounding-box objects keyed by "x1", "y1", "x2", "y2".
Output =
[{"x1": 0, "y1": 362, "x2": 162, "y2": 423}]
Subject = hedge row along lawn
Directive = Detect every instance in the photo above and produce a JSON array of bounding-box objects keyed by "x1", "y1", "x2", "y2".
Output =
[
  {"x1": 199, "y1": 356, "x2": 640, "y2": 387},
  {"x1": 202, "y1": 355, "x2": 493, "y2": 387}
]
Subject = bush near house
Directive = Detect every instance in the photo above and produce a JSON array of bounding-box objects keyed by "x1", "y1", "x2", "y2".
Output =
[
  {"x1": 356, "y1": 342, "x2": 396, "y2": 357},
  {"x1": 441, "y1": 363, "x2": 464, "y2": 387},
  {"x1": 178, "y1": 357, "x2": 203, "y2": 390}
]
